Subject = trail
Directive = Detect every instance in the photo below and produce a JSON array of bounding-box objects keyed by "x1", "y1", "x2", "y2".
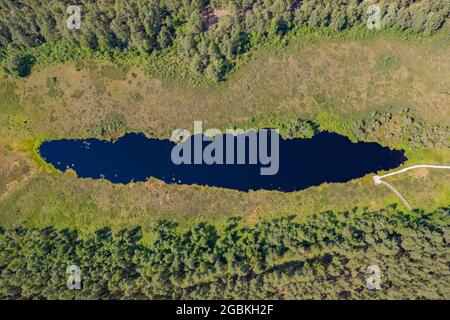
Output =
[{"x1": 373, "y1": 165, "x2": 450, "y2": 211}]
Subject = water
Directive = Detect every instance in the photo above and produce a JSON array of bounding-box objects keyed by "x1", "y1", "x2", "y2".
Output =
[{"x1": 39, "y1": 132, "x2": 406, "y2": 192}]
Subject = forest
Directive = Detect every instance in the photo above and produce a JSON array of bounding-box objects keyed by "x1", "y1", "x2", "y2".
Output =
[
  {"x1": 0, "y1": 205, "x2": 448, "y2": 299},
  {"x1": 0, "y1": 0, "x2": 449, "y2": 80}
]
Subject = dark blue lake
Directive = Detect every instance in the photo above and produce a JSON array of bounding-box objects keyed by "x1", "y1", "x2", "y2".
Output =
[{"x1": 39, "y1": 131, "x2": 406, "y2": 192}]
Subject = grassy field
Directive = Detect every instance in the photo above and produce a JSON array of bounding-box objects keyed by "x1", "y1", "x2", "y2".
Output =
[{"x1": 0, "y1": 27, "x2": 449, "y2": 237}]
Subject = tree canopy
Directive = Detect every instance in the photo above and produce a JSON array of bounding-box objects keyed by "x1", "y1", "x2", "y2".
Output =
[
  {"x1": 1, "y1": 0, "x2": 449, "y2": 80},
  {"x1": 1, "y1": 205, "x2": 448, "y2": 299}
]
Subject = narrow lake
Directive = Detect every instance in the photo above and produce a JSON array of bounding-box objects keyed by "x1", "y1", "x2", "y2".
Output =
[{"x1": 39, "y1": 131, "x2": 406, "y2": 192}]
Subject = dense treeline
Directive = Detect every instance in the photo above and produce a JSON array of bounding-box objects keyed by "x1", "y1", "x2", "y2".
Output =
[
  {"x1": 1, "y1": 205, "x2": 448, "y2": 299},
  {"x1": 0, "y1": 0, "x2": 449, "y2": 79}
]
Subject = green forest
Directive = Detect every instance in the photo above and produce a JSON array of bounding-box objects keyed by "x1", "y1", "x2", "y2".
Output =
[
  {"x1": 1, "y1": 205, "x2": 448, "y2": 299},
  {"x1": 1, "y1": 0, "x2": 449, "y2": 80}
]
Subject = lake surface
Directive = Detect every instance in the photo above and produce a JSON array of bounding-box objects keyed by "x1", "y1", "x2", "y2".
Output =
[{"x1": 39, "y1": 132, "x2": 406, "y2": 192}]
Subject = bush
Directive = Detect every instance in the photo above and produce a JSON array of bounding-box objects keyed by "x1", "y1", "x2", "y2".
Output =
[{"x1": 2, "y1": 54, "x2": 35, "y2": 77}]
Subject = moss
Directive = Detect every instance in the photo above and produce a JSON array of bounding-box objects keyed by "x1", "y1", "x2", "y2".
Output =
[{"x1": 18, "y1": 138, "x2": 57, "y2": 173}]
